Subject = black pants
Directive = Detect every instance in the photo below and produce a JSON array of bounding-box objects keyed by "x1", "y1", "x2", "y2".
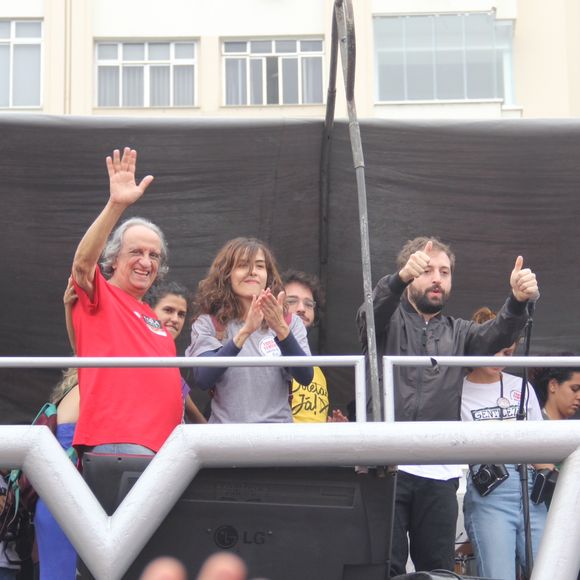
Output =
[{"x1": 389, "y1": 471, "x2": 459, "y2": 578}]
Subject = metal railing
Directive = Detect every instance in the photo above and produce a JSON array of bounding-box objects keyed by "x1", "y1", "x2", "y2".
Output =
[
  {"x1": 1, "y1": 355, "x2": 579, "y2": 579},
  {"x1": 383, "y1": 355, "x2": 580, "y2": 423},
  {"x1": 382, "y1": 354, "x2": 580, "y2": 580}
]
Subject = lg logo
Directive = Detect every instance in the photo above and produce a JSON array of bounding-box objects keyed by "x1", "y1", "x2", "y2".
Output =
[
  {"x1": 214, "y1": 525, "x2": 268, "y2": 549},
  {"x1": 214, "y1": 526, "x2": 239, "y2": 549}
]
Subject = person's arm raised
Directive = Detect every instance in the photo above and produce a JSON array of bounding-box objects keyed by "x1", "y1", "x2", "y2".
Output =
[
  {"x1": 72, "y1": 148, "x2": 154, "y2": 300},
  {"x1": 398, "y1": 240, "x2": 432, "y2": 283},
  {"x1": 259, "y1": 289, "x2": 289, "y2": 340},
  {"x1": 509, "y1": 255, "x2": 539, "y2": 303},
  {"x1": 234, "y1": 294, "x2": 264, "y2": 348}
]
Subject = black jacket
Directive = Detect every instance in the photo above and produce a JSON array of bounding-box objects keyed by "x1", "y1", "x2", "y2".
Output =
[{"x1": 357, "y1": 273, "x2": 529, "y2": 421}]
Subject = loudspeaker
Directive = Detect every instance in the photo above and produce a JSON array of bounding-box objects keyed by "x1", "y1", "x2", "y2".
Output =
[{"x1": 78, "y1": 457, "x2": 396, "y2": 580}]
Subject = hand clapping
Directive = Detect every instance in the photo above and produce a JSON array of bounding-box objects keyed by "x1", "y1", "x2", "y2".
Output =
[
  {"x1": 256, "y1": 289, "x2": 289, "y2": 340},
  {"x1": 237, "y1": 288, "x2": 290, "y2": 346}
]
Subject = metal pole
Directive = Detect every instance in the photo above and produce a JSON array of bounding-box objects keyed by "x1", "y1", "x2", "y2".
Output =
[
  {"x1": 328, "y1": 0, "x2": 382, "y2": 422},
  {"x1": 383, "y1": 357, "x2": 396, "y2": 422},
  {"x1": 318, "y1": 4, "x2": 339, "y2": 357}
]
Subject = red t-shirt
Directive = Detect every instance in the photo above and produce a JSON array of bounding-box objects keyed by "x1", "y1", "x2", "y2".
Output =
[{"x1": 72, "y1": 269, "x2": 182, "y2": 452}]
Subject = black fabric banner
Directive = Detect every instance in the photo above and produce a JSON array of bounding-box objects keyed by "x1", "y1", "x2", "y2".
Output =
[{"x1": 1, "y1": 115, "x2": 578, "y2": 423}]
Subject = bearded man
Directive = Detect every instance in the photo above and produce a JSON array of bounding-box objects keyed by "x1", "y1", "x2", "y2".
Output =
[{"x1": 357, "y1": 236, "x2": 539, "y2": 578}]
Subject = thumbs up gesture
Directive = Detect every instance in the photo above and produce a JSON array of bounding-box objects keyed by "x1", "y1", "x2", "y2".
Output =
[
  {"x1": 399, "y1": 241, "x2": 432, "y2": 283},
  {"x1": 510, "y1": 256, "x2": 539, "y2": 302}
]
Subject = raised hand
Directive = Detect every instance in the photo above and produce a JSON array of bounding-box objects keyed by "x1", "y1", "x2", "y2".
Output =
[
  {"x1": 259, "y1": 289, "x2": 289, "y2": 340},
  {"x1": 242, "y1": 294, "x2": 264, "y2": 334},
  {"x1": 399, "y1": 240, "x2": 432, "y2": 283},
  {"x1": 510, "y1": 255, "x2": 539, "y2": 302},
  {"x1": 234, "y1": 295, "x2": 264, "y2": 349},
  {"x1": 106, "y1": 147, "x2": 154, "y2": 207}
]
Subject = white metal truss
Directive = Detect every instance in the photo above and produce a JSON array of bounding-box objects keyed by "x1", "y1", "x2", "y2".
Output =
[{"x1": 1, "y1": 355, "x2": 579, "y2": 579}]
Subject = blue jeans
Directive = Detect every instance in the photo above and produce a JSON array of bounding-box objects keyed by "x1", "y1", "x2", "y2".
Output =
[
  {"x1": 464, "y1": 464, "x2": 548, "y2": 580},
  {"x1": 88, "y1": 443, "x2": 155, "y2": 455},
  {"x1": 0, "y1": 568, "x2": 19, "y2": 580}
]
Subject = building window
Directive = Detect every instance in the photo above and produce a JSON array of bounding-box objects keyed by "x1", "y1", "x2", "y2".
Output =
[
  {"x1": 95, "y1": 41, "x2": 196, "y2": 108},
  {"x1": 0, "y1": 20, "x2": 42, "y2": 108},
  {"x1": 374, "y1": 13, "x2": 514, "y2": 104},
  {"x1": 223, "y1": 39, "x2": 324, "y2": 106}
]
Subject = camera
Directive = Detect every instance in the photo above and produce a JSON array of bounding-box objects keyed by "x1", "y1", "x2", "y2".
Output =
[
  {"x1": 531, "y1": 468, "x2": 558, "y2": 505},
  {"x1": 470, "y1": 463, "x2": 509, "y2": 496}
]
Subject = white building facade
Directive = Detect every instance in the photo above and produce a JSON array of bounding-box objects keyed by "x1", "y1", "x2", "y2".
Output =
[{"x1": 1, "y1": 0, "x2": 580, "y2": 119}]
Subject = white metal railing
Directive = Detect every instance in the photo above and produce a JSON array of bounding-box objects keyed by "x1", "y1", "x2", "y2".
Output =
[
  {"x1": 383, "y1": 356, "x2": 580, "y2": 422},
  {"x1": 0, "y1": 355, "x2": 368, "y2": 423},
  {"x1": 1, "y1": 355, "x2": 579, "y2": 580},
  {"x1": 383, "y1": 354, "x2": 580, "y2": 580}
]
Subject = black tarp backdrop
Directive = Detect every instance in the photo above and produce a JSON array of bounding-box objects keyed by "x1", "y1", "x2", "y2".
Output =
[
  {"x1": 325, "y1": 119, "x2": 580, "y2": 414},
  {"x1": 1, "y1": 115, "x2": 579, "y2": 424},
  {"x1": 0, "y1": 115, "x2": 323, "y2": 422}
]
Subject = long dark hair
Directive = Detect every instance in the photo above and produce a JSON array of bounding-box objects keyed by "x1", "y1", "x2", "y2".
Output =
[{"x1": 529, "y1": 354, "x2": 580, "y2": 407}]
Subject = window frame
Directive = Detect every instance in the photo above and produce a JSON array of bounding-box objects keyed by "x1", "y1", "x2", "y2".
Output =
[
  {"x1": 221, "y1": 38, "x2": 324, "y2": 107},
  {"x1": 0, "y1": 19, "x2": 43, "y2": 109},
  {"x1": 373, "y1": 12, "x2": 514, "y2": 105},
  {"x1": 94, "y1": 40, "x2": 198, "y2": 109}
]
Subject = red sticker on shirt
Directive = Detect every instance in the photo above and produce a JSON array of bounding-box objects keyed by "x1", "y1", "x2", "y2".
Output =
[{"x1": 259, "y1": 336, "x2": 281, "y2": 357}]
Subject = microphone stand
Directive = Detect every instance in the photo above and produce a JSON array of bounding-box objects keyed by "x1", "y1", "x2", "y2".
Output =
[{"x1": 516, "y1": 300, "x2": 535, "y2": 580}]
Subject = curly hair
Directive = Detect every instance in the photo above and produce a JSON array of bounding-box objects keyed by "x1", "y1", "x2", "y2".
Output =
[
  {"x1": 194, "y1": 237, "x2": 283, "y2": 326},
  {"x1": 100, "y1": 217, "x2": 169, "y2": 280},
  {"x1": 396, "y1": 236, "x2": 456, "y2": 273},
  {"x1": 528, "y1": 354, "x2": 580, "y2": 407},
  {"x1": 471, "y1": 306, "x2": 523, "y2": 347},
  {"x1": 281, "y1": 269, "x2": 325, "y2": 325},
  {"x1": 471, "y1": 306, "x2": 496, "y2": 325}
]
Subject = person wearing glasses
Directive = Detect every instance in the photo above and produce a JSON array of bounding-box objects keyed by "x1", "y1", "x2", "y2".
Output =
[
  {"x1": 282, "y1": 270, "x2": 347, "y2": 423},
  {"x1": 185, "y1": 238, "x2": 313, "y2": 423}
]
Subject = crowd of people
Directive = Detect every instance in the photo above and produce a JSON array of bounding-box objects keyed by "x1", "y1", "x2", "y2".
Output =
[{"x1": 2, "y1": 147, "x2": 578, "y2": 580}]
